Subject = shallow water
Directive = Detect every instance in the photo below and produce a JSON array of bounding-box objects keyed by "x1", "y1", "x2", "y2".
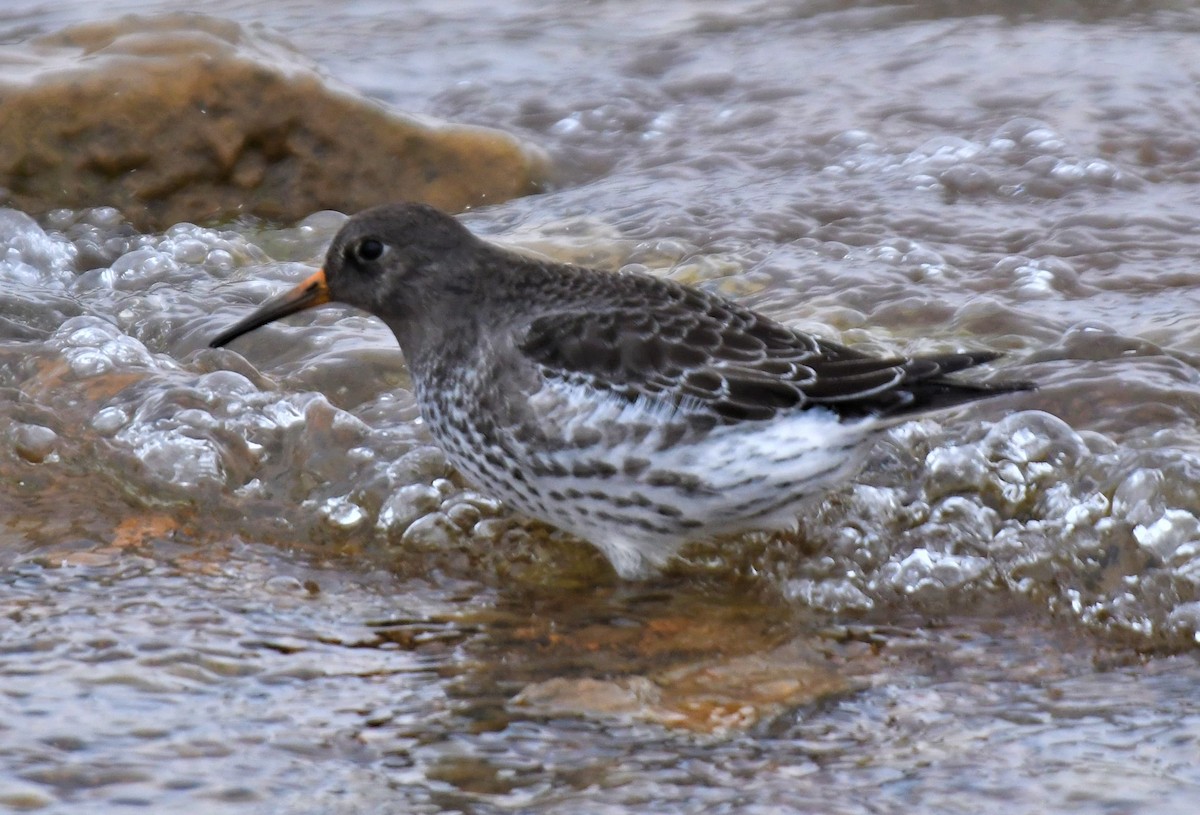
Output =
[{"x1": 4, "y1": 1, "x2": 1200, "y2": 812}]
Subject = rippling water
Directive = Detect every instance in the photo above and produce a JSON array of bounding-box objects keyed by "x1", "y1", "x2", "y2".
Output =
[{"x1": 4, "y1": 2, "x2": 1200, "y2": 813}]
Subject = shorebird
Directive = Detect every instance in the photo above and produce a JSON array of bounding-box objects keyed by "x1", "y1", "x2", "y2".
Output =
[{"x1": 211, "y1": 202, "x2": 1029, "y2": 577}]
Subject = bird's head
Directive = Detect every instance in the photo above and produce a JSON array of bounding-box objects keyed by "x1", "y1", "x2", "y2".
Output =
[{"x1": 210, "y1": 202, "x2": 482, "y2": 351}]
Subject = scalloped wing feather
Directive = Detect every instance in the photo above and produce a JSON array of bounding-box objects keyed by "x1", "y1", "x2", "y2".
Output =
[{"x1": 516, "y1": 270, "x2": 1023, "y2": 425}]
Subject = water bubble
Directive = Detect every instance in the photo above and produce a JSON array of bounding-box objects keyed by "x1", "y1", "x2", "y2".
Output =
[
  {"x1": 1166, "y1": 602, "x2": 1200, "y2": 643},
  {"x1": 92, "y1": 407, "x2": 129, "y2": 436},
  {"x1": 313, "y1": 497, "x2": 368, "y2": 530},
  {"x1": 1112, "y1": 469, "x2": 1166, "y2": 527},
  {"x1": 205, "y1": 249, "x2": 236, "y2": 271},
  {"x1": 783, "y1": 577, "x2": 874, "y2": 612},
  {"x1": 551, "y1": 115, "x2": 583, "y2": 136},
  {"x1": 53, "y1": 316, "x2": 161, "y2": 377},
  {"x1": 1132, "y1": 509, "x2": 1200, "y2": 561},
  {"x1": 399, "y1": 512, "x2": 460, "y2": 551},
  {"x1": 0, "y1": 208, "x2": 76, "y2": 287},
  {"x1": 880, "y1": 548, "x2": 992, "y2": 596},
  {"x1": 443, "y1": 501, "x2": 483, "y2": 531},
  {"x1": 389, "y1": 446, "x2": 450, "y2": 484},
  {"x1": 116, "y1": 424, "x2": 224, "y2": 490},
  {"x1": 378, "y1": 484, "x2": 443, "y2": 533},
  {"x1": 82, "y1": 206, "x2": 124, "y2": 227},
  {"x1": 11, "y1": 423, "x2": 58, "y2": 463}
]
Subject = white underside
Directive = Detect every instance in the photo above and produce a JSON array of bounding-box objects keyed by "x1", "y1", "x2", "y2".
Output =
[{"x1": 453, "y1": 382, "x2": 888, "y2": 578}]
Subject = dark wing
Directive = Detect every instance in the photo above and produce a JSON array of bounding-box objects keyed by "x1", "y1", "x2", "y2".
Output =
[{"x1": 517, "y1": 272, "x2": 1026, "y2": 425}]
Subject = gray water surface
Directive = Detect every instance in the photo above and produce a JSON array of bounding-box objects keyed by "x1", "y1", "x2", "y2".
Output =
[{"x1": 4, "y1": 2, "x2": 1200, "y2": 813}]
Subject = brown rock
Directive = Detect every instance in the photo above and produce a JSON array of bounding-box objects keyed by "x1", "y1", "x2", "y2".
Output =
[
  {"x1": 511, "y1": 642, "x2": 851, "y2": 733},
  {"x1": 0, "y1": 14, "x2": 550, "y2": 229}
]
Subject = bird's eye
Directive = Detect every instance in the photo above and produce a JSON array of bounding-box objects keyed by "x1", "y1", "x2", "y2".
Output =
[{"x1": 354, "y1": 238, "x2": 386, "y2": 263}]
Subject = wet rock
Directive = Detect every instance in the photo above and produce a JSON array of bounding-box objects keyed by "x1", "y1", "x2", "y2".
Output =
[
  {"x1": 264, "y1": 575, "x2": 308, "y2": 595},
  {"x1": 512, "y1": 642, "x2": 850, "y2": 733},
  {"x1": 0, "y1": 780, "x2": 57, "y2": 810},
  {"x1": 513, "y1": 676, "x2": 668, "y2": 720},
  {"x1": 111, "y1": 514, "x2": 178, "y2": 548},
  {"x1": 0, "y1": 15, "x2": 550, "y2": 229}
]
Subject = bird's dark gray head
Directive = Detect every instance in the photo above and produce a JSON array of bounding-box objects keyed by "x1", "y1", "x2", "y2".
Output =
[
  {"x1": 209, "y1": 202, "x2": 483, "y2": 351},
  {"x1": 323, "y1": 202, "x2": 480, "y2": 319}
]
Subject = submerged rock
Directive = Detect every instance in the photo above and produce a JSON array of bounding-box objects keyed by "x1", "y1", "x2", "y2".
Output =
[{"x1": 0, "y1": 14, "x2": 549, "y2": 229}]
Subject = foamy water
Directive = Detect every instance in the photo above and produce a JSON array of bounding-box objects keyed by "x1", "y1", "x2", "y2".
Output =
[{"x1": 3, "y1": 3, "x2": 1200, "y2": 813}]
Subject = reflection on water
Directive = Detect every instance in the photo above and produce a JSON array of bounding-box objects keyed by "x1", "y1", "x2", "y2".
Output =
[{"x1": 4, "y1": 1, "x2": 1200, "y2": 812}]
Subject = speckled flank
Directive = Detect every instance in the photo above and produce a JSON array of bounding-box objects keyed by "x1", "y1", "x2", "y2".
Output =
[{"x1": 425, "y1": 365, "x2": 894, "y2": 577}]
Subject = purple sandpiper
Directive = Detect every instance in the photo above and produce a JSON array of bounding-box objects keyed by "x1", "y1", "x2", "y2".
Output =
[{"x1": 211, "y1": 202, "x2": 1031, "y2": 577}]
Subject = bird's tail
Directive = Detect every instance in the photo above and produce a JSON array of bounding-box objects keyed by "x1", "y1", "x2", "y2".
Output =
[{"x1": 882, "y1": 350, "x2": 1034, "y2": 418}]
